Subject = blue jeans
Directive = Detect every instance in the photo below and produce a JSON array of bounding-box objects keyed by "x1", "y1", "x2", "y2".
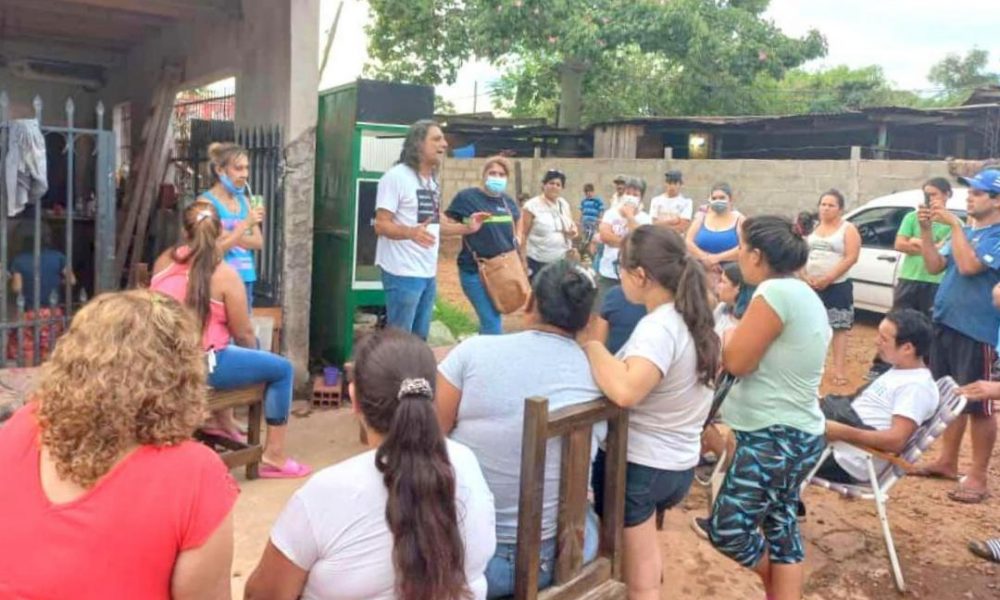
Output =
[
  {"x1": 485, "y1": 508, "x2": 601, "y2": 599},
  {"x1": 208, "y1": 345, "x2": 293, "y2": 426},
  {"x1": 459, "y1": 268, "x2": 502, "y2": 335},
  {"x1": 381, "y1": 271, "x2": 436, "y2": 340}
]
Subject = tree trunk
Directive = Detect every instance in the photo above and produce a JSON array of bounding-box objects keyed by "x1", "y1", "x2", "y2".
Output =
[{"x1": 557, "y1": 58, "x2": 587, "y2": 131}]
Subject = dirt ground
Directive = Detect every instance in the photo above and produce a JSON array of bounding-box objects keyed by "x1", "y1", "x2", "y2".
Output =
[{"x1": 230, "y1": 258, "x2": 999, "y2": 599}]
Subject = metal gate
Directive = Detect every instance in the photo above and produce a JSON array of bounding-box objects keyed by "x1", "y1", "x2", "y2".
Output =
[
  {"x1": 0, "y1": 92, "x2": 116, "y2": 368},
  {"x1": 237, "y1": 125, "x2": 284, "y2": 307}
]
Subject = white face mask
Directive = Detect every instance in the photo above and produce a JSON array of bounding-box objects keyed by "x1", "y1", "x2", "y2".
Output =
[{"x1": 622, "y1": 195, "x2": 640, "y2": 207}]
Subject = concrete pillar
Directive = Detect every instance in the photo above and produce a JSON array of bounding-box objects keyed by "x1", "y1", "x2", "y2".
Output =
[
  {"x1": 875, "y1": 123, "x2": 888, "y2": 160},
  {"x1": 236, "y1": 0, "x2": 320, "y2": 388}
]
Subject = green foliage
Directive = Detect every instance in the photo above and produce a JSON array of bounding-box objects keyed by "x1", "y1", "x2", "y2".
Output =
[
  {"x1": 433, "y1": 298, "x2": 479, "y2": 338},
  {"x1": 365, "y1": 0, "x2": 827, "y2": 125},
  {"x1": 927, "y1": 48, "x2": 1000, "y2": 104}
]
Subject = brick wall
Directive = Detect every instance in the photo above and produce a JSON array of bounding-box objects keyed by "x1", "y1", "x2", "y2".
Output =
[{"x1": 439, "y1": 154, "x2": 952, "y2": 221}]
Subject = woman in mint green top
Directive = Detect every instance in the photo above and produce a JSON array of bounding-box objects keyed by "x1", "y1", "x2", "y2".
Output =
[{"x1": 707, "y1": 215, "x2": 831, "y2": 600}]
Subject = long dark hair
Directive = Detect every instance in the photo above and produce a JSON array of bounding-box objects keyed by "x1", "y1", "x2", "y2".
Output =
[
  {"x1": 620, "y1": 225, "x2": 719, "y2": 385},
  {"x1": 398, "y1": 119, "x2": 441, "y2": 173},
  {"x1": 353, "y1": 329, "x2": 470, "y2": 600},
  {"x1": 173, "y1": 202, "x2": 222, "y2": 328}
]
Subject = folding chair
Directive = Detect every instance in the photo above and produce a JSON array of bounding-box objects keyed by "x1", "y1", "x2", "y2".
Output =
[{"x1": 801, "y1": 376, "x2": 967, "y2": 592}]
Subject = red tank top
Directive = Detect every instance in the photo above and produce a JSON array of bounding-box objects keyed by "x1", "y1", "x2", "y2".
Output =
[
  {"x1": 150, "y1": 252, "x2": 231, "y2": 351},
  {"x1": 0, "y1": 404, "x2": 239, "y2": 599}
]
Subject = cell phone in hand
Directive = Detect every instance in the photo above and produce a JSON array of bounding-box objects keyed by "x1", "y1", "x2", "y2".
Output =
[{"x1": 923, "y1": 192, "x2": 931, "y2": 207}]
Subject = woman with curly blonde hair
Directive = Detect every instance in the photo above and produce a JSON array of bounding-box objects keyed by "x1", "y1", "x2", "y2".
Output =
[{"x1": 0, "y1": 289, "x2": 238, "y2": 600}]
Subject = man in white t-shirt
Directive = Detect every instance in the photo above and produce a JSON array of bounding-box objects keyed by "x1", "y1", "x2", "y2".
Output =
[
  {"x1": 649, "y1": 170, "x2": 693, "y2": 235},
  {"x1": 373, "y1": 120, "x2": 487, "y2": 339},
  {"x1": 818, "y1": 309, "x2": 940, "y2": 483},
  {"x1": 595, "y1": 177, "x2": 652, "y2": 305}
]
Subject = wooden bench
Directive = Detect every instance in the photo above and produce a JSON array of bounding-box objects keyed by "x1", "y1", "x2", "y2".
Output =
[
  {"x1": 513, "y1": 397, "x2": 629, "y2": 600},
  {"x1": 197, "y1": 308, "x2": 283, "y2": 480},
  {"x1": 199, "y1": 384, "x2": 266, "y2": 479}
]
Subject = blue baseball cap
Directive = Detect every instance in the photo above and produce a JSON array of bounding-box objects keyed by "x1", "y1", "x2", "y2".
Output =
[{"x1": 957, "y1": 169, "x2": 1000, "y2": 194}]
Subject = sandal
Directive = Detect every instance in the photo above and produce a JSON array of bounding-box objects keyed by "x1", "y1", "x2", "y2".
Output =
[
  {"x1": 948, "y1": 485, "x2": 991, "y2": 504},
  {"x1": 968, "y1": 539, "x2": 1000, "y2": 563},
  {"x1": 201, "y1": 427, "x2": 248, "y2": 444},
  {"x1": 260, "y1": 458, "x2": 313, "y2": 479}
]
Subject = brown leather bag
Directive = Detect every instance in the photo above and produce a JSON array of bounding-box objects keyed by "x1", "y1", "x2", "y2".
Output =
[
  {"x1": 474, "y1": 249, "x2": 531, "y2": 314},
  {"x1": 466, "y1": 196, "x2": 530, "y2": 314}
]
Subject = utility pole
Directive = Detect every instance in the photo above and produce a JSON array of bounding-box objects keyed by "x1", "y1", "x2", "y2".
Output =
[{"x1": 472, "y1": 81, "x2": 478, "y2": 113}]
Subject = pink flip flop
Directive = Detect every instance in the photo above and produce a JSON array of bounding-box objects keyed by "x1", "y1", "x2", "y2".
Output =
[
  {"x1": 201, "y1": 427, "x2": 248, "y2": 444},
  {"x1": 259, "y1": 458, "x2": 312, "y2": 479}
]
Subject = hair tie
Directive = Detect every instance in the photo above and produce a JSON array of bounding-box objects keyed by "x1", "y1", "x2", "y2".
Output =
[
  {"x1": 573, "y1": 264, "x2": 597, "y2": 289},
  {"x1": 397, "y1": 377, "x2": 432, "y2": 400},
  {"x1": 196, "y1": 210, "x2": 213, "y2": 223}
]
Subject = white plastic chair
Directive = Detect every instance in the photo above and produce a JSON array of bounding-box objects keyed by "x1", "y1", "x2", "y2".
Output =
[{"x1": 801, "y1": 376, "x2": 968, "y2": 592}]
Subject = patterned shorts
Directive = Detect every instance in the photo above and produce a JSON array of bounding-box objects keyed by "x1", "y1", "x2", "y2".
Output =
[{"x1": 708, "y1": 425, "x2": 826, "y2": 567}]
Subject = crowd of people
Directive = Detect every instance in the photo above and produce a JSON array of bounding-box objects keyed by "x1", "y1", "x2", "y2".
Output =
[{"x1": 0, "y1": 116, "x2": 997, "y2": 599}]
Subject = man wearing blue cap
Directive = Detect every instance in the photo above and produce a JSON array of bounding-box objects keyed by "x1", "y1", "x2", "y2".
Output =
[{"x1": 914, "y1": 169, "x2": 1000, "y2": 504}]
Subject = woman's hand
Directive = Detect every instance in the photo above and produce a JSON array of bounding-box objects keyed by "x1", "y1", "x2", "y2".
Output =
[
  {"x1": 811, "y1": 274, "x2": 832, "y2": 291},
  {"x1": 466, "y1": 211, "x2": 492, "y2": 234}
]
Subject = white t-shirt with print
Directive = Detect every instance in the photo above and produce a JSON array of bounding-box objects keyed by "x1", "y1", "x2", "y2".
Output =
[
  {"x1": 523, "y1": 196, "x2": 574, "y2": 263},
  {"x1": 597, "y1": 205, "x2": 652, "y2": 279},
  {"x1": 270, "y1": 439, "x2": 496, "y2": 600},
  {"x1": 649, "y1": 194, "x2": 693, "y2": 222},
  {"x1": 375, "y1": 163, "x2": 441, "y2": 278},
  {"x1": 614, "y1": 303, "x2": 713, "y2": 470},
  {"x1": 832, "y1": 367, "x2": 939, "y2": 481}
]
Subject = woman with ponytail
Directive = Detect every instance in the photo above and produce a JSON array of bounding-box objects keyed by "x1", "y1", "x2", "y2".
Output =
[
  {"x1": 246, "y1": 329, "x2": 496, "y2": 600},
  {"x1": 707, "y1": 216, "x2": 831, "y2": 600},
  {"x1": 582, "y1": 224, "x2": 718, "y2": 599},
  {"x1": 150, "y1": 202, "x2": 310, "y2": 478}
]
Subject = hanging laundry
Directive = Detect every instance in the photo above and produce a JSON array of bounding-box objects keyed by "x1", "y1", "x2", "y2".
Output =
[{"x1": 4, "y1": 119, "x2": 48, "y2": 217}]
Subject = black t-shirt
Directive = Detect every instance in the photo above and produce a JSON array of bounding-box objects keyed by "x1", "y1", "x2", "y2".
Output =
[{"x1": 446, "y1": 187, "x2": 521, "y2": 273}]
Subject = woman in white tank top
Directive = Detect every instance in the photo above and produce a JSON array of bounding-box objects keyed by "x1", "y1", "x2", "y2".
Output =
[{"x1": 804, "y1": 190, "x2": 861, "y2": 387}]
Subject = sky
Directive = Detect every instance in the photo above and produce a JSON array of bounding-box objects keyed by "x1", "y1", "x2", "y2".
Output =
[{"x1": 318, "y1": 0, "x2": 1000, "y2": 113}]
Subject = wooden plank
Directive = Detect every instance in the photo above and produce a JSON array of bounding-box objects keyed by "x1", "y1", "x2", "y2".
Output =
[
  {"x1": 207, "y1": 384, "x2": 266, "y2": 411},
  {"x1": 246, "y1": 388, "x2": 262, "y2": 480},
  {"x1": 0, "y1": 0, "x2": 174, "y2": 29},
  {"x1": 554, "y1": 425, "x2": 591, "y2": 584},
  {"x1": 600, "y1": 406, "x2": 629, "y2": 580},
  {"x1": 538, "y1": 558, "x2": 616, "y2": 600},
  {"x1": 514, "y1": 397, "x2": 550, "y2": 600},
  {"x1": 547, "y1": 399, "x2": 617, "y2": 439},
  {"x1": 0, "y1": 6, "x2": 152, "y2": 46}
]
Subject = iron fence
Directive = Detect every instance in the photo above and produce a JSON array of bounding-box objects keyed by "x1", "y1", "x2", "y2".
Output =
[
  {"x1": 0, "y1": 92, "x2": 116, "y2": 367},
  {"x1": 238, "y1": 125, "x2": 284, "y2": 306}
]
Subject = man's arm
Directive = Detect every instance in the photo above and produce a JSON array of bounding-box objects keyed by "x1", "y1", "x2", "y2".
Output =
[{"x1": 825, "y1": 416, "x2": 919, "y2": 455}]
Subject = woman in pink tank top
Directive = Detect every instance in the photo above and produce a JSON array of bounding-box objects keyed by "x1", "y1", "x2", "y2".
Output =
[{"x1": 151, "y1": 202, "x2": 310, "y2": 479}]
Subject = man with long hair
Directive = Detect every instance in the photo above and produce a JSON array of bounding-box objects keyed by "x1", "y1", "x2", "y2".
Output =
[{"x1": 373, "y1": 120, "x2": 486, "y2": 339}]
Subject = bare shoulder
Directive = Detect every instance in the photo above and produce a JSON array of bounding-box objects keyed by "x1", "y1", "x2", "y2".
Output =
[{"x1": 152, "y1": 248, "x2": 175, "y2": 273}]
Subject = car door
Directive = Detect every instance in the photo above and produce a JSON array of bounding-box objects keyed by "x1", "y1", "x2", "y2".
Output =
[{"x1": 847, "y1": 206, "x2": 911, "y2": 313}]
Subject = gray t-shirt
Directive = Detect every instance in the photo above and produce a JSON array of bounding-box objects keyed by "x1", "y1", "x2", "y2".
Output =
[{"x1": 438, "y1": 331, "x2": 602, "y2": 545}]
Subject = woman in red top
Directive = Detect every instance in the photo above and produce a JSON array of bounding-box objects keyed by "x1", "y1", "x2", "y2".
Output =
[{"x1": 0, "y1": 289, "x2": 239, "y2": 599}]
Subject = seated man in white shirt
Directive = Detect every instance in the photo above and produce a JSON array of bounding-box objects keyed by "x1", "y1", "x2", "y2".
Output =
[{"x1": 819, "y1": 308, "x2": 940, "y2": 483}]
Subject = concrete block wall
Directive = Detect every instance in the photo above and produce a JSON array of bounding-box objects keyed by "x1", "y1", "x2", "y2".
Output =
[{"x1": 440, "y1": 156, "x2": 951, "y2": 221}]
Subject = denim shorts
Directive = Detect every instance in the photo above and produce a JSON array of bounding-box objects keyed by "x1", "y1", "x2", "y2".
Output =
[{"x1": 591, "y1": 448, "x2": 695, "y2": 527}]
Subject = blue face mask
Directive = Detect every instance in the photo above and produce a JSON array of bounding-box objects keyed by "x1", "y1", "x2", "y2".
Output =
[
  {"x1": 220, "y1": 173, "x2": 246, "y2": 198},
  {"x1": 485, "y1": 176, "x2": 507, "y2": 194},
  {"x1": 709, "y1": 200, "x2": 729, "y2": 214}
]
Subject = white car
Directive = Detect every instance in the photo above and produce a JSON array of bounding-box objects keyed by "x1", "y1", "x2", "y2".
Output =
[{"x1": 846, "y1": 188, "x2": 968, "y2": 313}]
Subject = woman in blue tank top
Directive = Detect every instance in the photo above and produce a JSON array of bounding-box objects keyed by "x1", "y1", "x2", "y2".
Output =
[
  {"x1": 686, "y1": 182, "x2": 743, "y2": 286},
  {"x1": 201, "y1": 142, "x2": 263, "y2": 307}
]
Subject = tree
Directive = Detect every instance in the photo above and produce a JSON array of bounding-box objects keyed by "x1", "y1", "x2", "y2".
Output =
[
  {"x1": 927, "y1": 48, "x2": 999, "y2": 104},
  {"x1": 364, "y1": 0, "x2": 826, "y2": 128},
  {"x1": 755, "y1": 65, "x2": 925, "y2": 114}
]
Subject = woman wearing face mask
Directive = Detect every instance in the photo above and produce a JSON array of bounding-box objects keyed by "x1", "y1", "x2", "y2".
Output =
[
  {"x1": 686, "y1": 183, "x2": 743, "y2": 285},
  {"x1": 521, "y1": 169, "x2": 578, "y2": 280},
  {"x1": 804, "y1": 189, "x2": 861, "y2": 388},
  {"x1": 202, "y1": 142, "x2": 263, "y2": 308},
  {"x1": 445, "y1": 156, "x2": 519, "y2": 335}
]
